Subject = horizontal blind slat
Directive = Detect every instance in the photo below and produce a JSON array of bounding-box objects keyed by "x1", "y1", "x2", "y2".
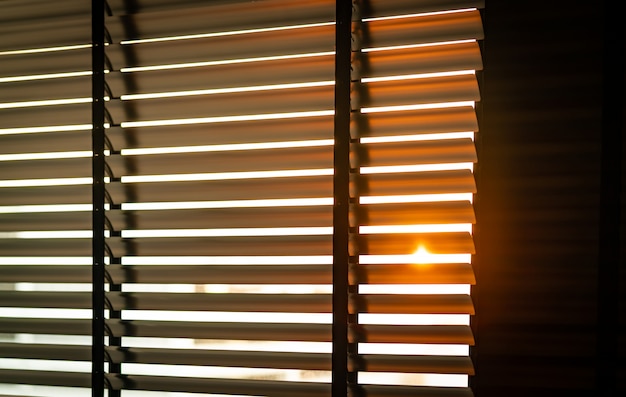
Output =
[
  {"x1": 0, "y1": 240, "x2": 91, "y2": 256},
  {"x1": 106, "y1": 25, "x2": 334, "y2": 70},
  {"x1": 107, "y1": 0, "x2": 334, "y2": 31},
  {"x1": 108, "y1": 176, "x2": 333, "y2": 203},
  {"x1": 0, "y1": 343, "x2": 90, "y2": 361},
  {"x1": 0, "y1": 263, "x2": 477, "y2": 285},
  {"x1": 351, "y1": 294, "x2": 474, "y2": 315},
  {"x1": 0, "y1": 158, "x2": 91, "y2": 181},
  {"x1": 110, "y1": 348, "x2": 330, "y2": 370},
  {"x1": 354, "y1": 42, "x2": 483, "y2": 80},
  {"x1": 353, "y1": 354, "x2": 474, "y2": 374},
  {"x1": 356, "y1": 384, "x2": 474, "y2": 397},
  {"x1": 354, "y1": 325, "x2": 474, "y2": 345},
  {"x1": 107, "y1": 86, "x2": 335, "y2": 124},
  {"x1": 363, "y1": 201, "x2": 475, "y2": 225},
  {"x1": 119, "y1": 375, "x2": 330, "y2": 397},
  {"x1": 0, "y1": 370, "x2": 89, "y2": 388},
  {"x1": 359, "y1": 170, "x2": 476, "y2": 196},
  {"x1": 109, "y1": 235, "x2": 332, "y2": 256},
  {"x1": 107, "y1": 292, "x2": 332, "y2": 312},
  {"x1": 360, "y1": 232, "x2": 475, "y2": 255},
  {"x1": 0, "y1": 266, "x2": 91, "y2": 283},
  {"x1": 107, "y1": 116, "x2": 334, "y2": 148},
  {"x1": 0, "y1": 0, "x2": 89, "y2": 23},
  {"x1": 360, "y1": 139, "x2": 477, "y2": 167},
  {"x1": 362, "y1": 9, "x2": 483, "y2": 49},
  {"x1": 0, "y1": 319, "x2": 332, "y2": 341},
  {"x1": 106, "y1": 0, "x2": 244, "y2": 16},
  {"x1": 0, "y1": 104, "x2": 92, "y2": 130},
  {"x1": 0, "y1": 213, "x2": 90, "y2": 232},
  {"x1": 0, "y1": 319, "x2": 90, "y2": 335},
  {"x1": 107, "y1": 146, "x2": 333, "y2": 176},
  {"x1": 109, "y1": 264, "x2": 333, "y2": 284},
  {"x1": 359, "y1": 0, "x2": 484, "y2": 18},
  {"x1": 108, "y1": 207, "x2": 332, "y2": 230},
  {"x1": 0, "y1": 131, "x2": 90, "y2": 154},
  {"x1": 106, "y1": 54, "x2": 335, "y2": 96},
  {"x1": 0, "y1": 291, "x2": 333, "y2": 312},
  {"x1": 0, "y1": 292, "x2": 90, "y2": 309},
  {"x1": 0, "y1": 186, "x2": 91, "y2": 206},
  {"x1": 0, "y1": 17, "x2": 89, "y2": 51},
  {"x1": 354, "y1": 75, "x2": 480, "y2": 110},
  {"x1": 0, "y1": 265, "x2": 332, "y2": 284},
  {"x1": 353, "y1": 264, "x2": 475, "y2": 285},
  {"x1": 0, "y1": 77, "x2": 91, "y2": 104},
  {"x1": 0, "y1": 49, "x2": 91, "y2": 80},
  {"x1": 112, "y1": 321, "x2": 332, "y2": 341},
  {"x1": 352, "y1": 107, "x2": 478, "y2": 138}
]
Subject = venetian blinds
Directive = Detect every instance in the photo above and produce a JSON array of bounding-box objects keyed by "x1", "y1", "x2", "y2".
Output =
[
  {"x1": 0, "y1": 1, "x2": 483, "y2": 396},
  {"x1": 0, "y1": 1, "x2": 95, "y2": 396},
  {"x1": 347, "y1": 1, "x2": 482, "y2": 396}
]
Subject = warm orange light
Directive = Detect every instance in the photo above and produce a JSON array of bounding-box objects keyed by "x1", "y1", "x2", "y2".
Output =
[{"x1": 412, "y1": 245, "x2": 433, "y2": 265}]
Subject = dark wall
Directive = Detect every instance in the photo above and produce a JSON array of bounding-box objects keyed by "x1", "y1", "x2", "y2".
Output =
[{"x1": 472, "y1": 1, "x2": 625, "y2": 396}]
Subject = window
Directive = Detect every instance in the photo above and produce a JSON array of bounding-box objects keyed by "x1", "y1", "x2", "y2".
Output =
[{"x1": 0, "y1": 1, "x2": 483, "y2": 396}]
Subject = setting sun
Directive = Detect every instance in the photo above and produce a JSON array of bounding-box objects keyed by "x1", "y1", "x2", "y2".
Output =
[{"x1": 413, "y1": 245, "x2": 434, "y2": 264}]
